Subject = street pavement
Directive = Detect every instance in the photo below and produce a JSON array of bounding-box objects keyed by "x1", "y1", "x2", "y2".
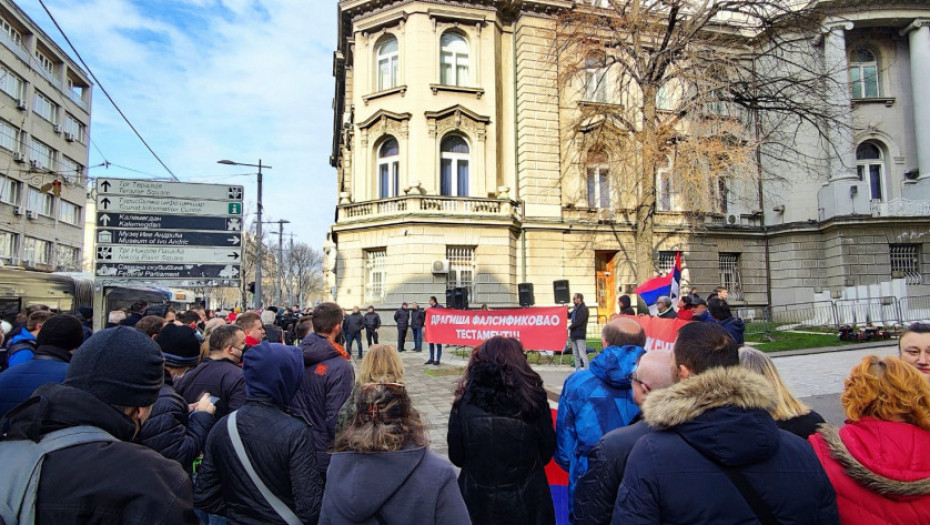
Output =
[{"x1": 372, "y1": 342, "x2": 901, "y2": 459}]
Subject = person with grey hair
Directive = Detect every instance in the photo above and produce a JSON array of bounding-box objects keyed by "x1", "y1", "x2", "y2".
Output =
[{"x1": 655, "y1": 295, "x2": 676, "y2": 319}]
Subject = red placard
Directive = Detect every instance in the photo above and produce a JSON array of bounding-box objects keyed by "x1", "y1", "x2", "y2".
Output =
[
  {"x1": 425, "y1": 307, "x2": 568, "y2": 351},
  {"x1": 621, "y1": 315, "x2": 691, "y2": 351}
]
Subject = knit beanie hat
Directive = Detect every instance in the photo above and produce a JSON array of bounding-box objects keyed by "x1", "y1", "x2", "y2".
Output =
[
  {"x1": 155, "y1": 323, "x2": 202, "y2": 368},
  {"x1": 64, "y1": 326, "x2": 164, "y2": 407}
]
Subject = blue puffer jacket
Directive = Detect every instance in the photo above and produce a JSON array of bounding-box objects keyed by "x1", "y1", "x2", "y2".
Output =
[
  {"x1": 612, "y1": 366, "x2": 839, "y2": 524},
  {"x1": 718, "y1": 316, "x2": 746, "y2": 345},
  {"x1": 0, "y1": 345, "x2": 70, "y2": 418},
  {"x1": 555, "y1": 344, "x2": 644, "y2": 515}
]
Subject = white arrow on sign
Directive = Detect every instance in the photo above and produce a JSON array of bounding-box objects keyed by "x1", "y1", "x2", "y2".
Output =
[
  {"x1": 228, "y1": 237, "x2": 240, "y2": 245},
  {"x1": 95, "y1": 245, "x2": 242, "y2": 264},
  {"x1": 97, "y1": 195, "x2": 241, "y2": 216},
  {"x1": 99, "y1": 214, "x2": 112, "y2": 226},
  {"x1": 97, "y1": 179, "x2": 244, "y2": 201}
]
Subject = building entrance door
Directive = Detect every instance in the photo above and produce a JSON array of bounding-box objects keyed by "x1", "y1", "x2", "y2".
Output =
[{"x1": 595, "y1": 251, "x2": 618, "y2": 324}]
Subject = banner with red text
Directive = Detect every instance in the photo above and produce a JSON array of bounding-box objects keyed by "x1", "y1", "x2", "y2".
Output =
[
  {"x1": 623, "y1": 315, "x2": 691, "y2": 351},
  {"x1": 425, "y1": 307, "x2": 568, "y2": 351}
]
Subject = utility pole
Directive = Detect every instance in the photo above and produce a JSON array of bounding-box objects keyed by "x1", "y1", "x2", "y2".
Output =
[
  {"x1": 218, "y1": 159, "x2": 270, "y2": 309},
  {"x1": 264, "y1": 219, "x2": 290, "y2": 306}
]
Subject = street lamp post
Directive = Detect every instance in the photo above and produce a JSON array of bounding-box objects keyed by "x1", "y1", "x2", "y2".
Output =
[
  {"x1": 218, "y1": 159, "x2": 271, "y2": 309},
  {"x1": 264, "y1": 219, "x2": 290, "y2": 306}
]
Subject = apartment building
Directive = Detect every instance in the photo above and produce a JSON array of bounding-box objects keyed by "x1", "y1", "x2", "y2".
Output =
[
  {"x1": 328, "y1": 0, "x2": 930, "y2": 320},
  {"x1": 0, "y1": 0, "x2": 91, "y2": 272}
]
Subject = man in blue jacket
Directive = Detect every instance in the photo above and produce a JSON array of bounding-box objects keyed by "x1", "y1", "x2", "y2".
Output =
[
  {"x1": 556, "y1": 316, "x2": 645, "y2": 520},
  {"x1": 611, "y1": 322, "x2": 839, "y2": 524},
  {"x1": 4, "y1": 310, "x2": 54, "y2": 368}
]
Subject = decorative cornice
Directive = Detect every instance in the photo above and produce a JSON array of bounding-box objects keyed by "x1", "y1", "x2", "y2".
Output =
[
  {"x1": 357, "y1": 109, "x2": 413, "y2": 130},
  {"x1": 424, "y1": 104, "x2": 491, "y2": 124},
  {"x1": 900, "y1": 18, "x2": 930, "y2": 37}
]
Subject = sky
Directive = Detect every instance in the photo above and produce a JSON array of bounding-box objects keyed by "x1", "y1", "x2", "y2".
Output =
[{"x1": 16, "y1": 0, "x2": 338, "y2": 248}]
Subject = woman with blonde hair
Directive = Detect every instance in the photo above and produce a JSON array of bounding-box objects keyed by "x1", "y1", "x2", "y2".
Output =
[
  {"x1": 357, "y1": 344, "x2": 404, "y2": 384},
  {"x1": 809, "y1": 355, "x2": 930, "y2": 524},
  {"x1": 319, "y1": 377, "x2": 469, "y2": 523},
  {"x1": 739, "y1": 347, "x2": 825, "y2": 438}
]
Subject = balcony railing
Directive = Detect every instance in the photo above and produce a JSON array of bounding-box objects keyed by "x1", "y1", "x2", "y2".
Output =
[
  {"x1": 337, "y1": 195, "x2": 520, "y2": 223},
  {"x1": 871, "y1": 198, "x2": 930, "y2": 218}
]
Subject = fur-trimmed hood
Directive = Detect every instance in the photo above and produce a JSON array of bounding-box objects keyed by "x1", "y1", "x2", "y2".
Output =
[
  {"x1": 819, "y1": 420, "x2": 930, "y2": 500},
  {"x1": 642, "y1": 366, "x2": 781, "y2": 467}
]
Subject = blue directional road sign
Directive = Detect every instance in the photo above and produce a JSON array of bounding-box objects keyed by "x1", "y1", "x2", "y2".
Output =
[
  {"x1": 96, "y1": 229, "x2": 242, "y2": 247},
  {"x1": 95, "y1": 263, "x2": 242, "y2": 280},
  {"x1": 96, "y1": 213, "x2": 242, "y2": 232}
]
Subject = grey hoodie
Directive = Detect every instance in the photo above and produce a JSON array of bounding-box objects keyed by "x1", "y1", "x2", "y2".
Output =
[{"x1": 319, "y1": 446, "x2": 470, "y2": 525}]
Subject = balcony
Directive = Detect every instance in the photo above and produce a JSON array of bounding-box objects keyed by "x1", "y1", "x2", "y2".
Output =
[
  {"x1": 337, "y1": 194, "x2": 520, "y2": 224},
  {"x1": 870, "y1": 198, "x2": 930, "y2": 218},
  {"x1": 0, "y1": 32, "x2": 30, "y2": 64}
]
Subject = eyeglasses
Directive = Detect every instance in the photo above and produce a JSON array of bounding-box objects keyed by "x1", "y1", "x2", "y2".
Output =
[{"x1": 630, "y1": 372, "x2": 649, "y2": 391}]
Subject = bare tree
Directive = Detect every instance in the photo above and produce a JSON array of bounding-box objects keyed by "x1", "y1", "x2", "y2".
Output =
[
  {"x1": 237, "y1": 208, "x2": 272, "y2": 308},
  {"x1": 286, "y1": 242, "x2": 324, "y2": 307},
  {"x1": 555, "y1": 0, "x2": 845, "y2": 281}
]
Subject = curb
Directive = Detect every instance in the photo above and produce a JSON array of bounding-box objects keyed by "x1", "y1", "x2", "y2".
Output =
[{"x1": 766, "y1": 340, "x2": 896, "y2": 358}]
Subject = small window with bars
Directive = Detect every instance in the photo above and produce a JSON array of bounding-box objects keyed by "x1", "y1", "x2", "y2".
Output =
[
  {"x1": 890, "y1": 244, "x2": 921, "y2": 285},
  {"x1": 656, "y1": 251, "x2": 676, "y2": 276},
  {"x1": 447, "y1": 246, "x2": 476, "y2": 297},
  {"x1": 365, "y1": 248, "x2": 387, "y2": 303},
  {"x1": 718, "y1": 253, "x2": 742, "y2": 301}
]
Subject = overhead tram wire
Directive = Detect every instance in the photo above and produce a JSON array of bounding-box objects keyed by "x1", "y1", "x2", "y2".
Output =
[{"x1": 36, "y1": 0, "x2": 180, "y2": 182}]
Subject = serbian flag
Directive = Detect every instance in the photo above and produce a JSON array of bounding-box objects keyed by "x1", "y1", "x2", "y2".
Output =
[{"x1": 635, "y1": 252, "x2": 682, "y2": 306}]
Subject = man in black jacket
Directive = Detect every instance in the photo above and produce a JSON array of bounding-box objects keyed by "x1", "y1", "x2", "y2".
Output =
[
  {"x1": 569, "y1": 293, "x2": 590, "y2": 370},
  {"x1": 363, "y1": 305, "x2": 381, "y2": 347},
  {"x1": 0, "y1": 326, "x2": 199, "y2": 524},
  {"x1": 343, "y1": 306, "x2": 365, "y2": 359},
  {"x1": 394, "y1": 302, "x2": 409, "y2": 352},
  {"x1": 175, "y1": 324, "x2": 246, "y2": 420},
  {"x1": 410, "y1": 302, "x2": 425, "y2": 352}
]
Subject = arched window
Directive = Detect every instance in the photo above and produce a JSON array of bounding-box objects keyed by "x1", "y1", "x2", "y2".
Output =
[
  {"x1": 440, "y1": 32, "x2": 469, "y2": 86},
  {"x1": 377, "y1": 138, "x2": 399, "y2": 198},
  {"x1": 440, "y1": 135, "x2": 470, "y2": 196},
  {"x1": 849, "y1": 48, "x2": 879, "y2": 99},
  {"x1": 584, "y1": 52, "x2": 608, "y2": 103},
  {"x1": 657, "y1": 156, "x2": 676, "y2": 211},
  {"x1": 586, "y1": 150, "x2": 610, "y2": 208},
  {"x1": 376, "y1": 36, "x2": 399, "y2": 91},
  {"x1": 856, "y1": 141, "x2": 884, "y2": 201}
]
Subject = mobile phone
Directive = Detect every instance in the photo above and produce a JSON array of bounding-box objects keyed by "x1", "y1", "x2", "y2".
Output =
[{"x1": 209, "y1": 396, "x2": 220, "y2": 404}]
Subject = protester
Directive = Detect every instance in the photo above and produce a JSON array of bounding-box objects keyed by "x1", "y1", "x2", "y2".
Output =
[
  {"x1": 425, "y1": 296, "x2": 444, "y2": 365},
  {"x1": 260, "y1": 306, "x2": 277, "y2": 326},
  {"x1": 0, "y1": 327, "x2": 199, "y2": 523},
  {"x1": 0, "y1": 315, "x2": 84, "y2": 418},
  {"x1": 363, "y1": 305, "x2": 381, "y2": 347},
  {"x1": 106, "y1": 308, "x2": 127, "y2": 328},
  {"x1": 4, "y1": 310, "x2": 54, "y2": 368},
  {"x1": 394, "y1": 302, "x2": 409, "y2": 352},
  {"x1": 618, "y1": 294, "x2": 634, "y2": 316},
  {"x1": 342, "y1": 306, "x2": 365, "y2": 358},
  {"x1": 77, "y1": 306, "x2": 94, "y2": 341},
  {"x1": 195, "y1": 342, "x2": 323, "y2": 524},
  {"x1": 291, "y1": 302, "x2": 354, "y2": 479},
  {"x1": 294, "y1": 316, "x2": 314, "y2": 343},
  {"x1": 740, "y1": 347, "x2": 825, "y2": 438},
  {"x1": 808, "y1": 355, "x2": 930, "y2": 524},
  {"x1": 568, "y1": 293, "x2": 590, "y2": 370},
  {"x1": 264, "y1": 323, "x2": 284, "y2": 343},
  {"x1": 234, "y1": 311, "x2": 265, "y2": 348},
  {"x1": 655, "y1": 295, "x2": 676, "y2": 319},
  {"x1": 573, "y1": 348, "x2": 676, "y2": 525},
  {"x1": 201, "y1": 317, "x2": 228, "y2": 341},
  {"x1": 138, "y1": 324, "x2": 215, "y2": 474},
  {"x1": 676, "y1": 295, "x2": 711, "y2": 322},
  {"x1": 448, "y1": 336, "x2": 556, "y2": 524},
  {"x1": 410, "y1": 302, "x2": 425, "y2": 352},
  {"x1": 708, "y1": 297, "x2": 745, "y2": 345},
  {"x1": 707, "y1": 285, "x2": 729, "y2": 301},
  {"x1": 337, "y1": 344, "x2": 404, "y2": 431},
  {"x1": 898, "y1": 322, "x2": 930, "y2": 378},
  {"x1": 175, "y1": 324, "x2": 247, "y2": 420},
  {"x1": 556, "y1": 317, "x2": 645, "y2": 519},
  {"x1": 120, "y1": 300, "x2": 148, "y2": 327},
  {"x1": 612, "y1": 322, "x2": 839, "y2": 523},
  {"x1": 136, "y1": 315, "x2": 167, "y2": 338},
  {"x1": 320, "y1": 382, "x2": 470, "y2": 524},
  {"x1": 177, "y1": 311, "x2": 204, "y2": 341}
]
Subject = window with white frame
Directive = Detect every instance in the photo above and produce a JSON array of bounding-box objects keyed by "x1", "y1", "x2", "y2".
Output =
[
  {"x1": 55, "y1": 244, "x2": 79, "y2": 270},
  {"x1": 890, "y1": 244, "x2": 921, "y2": 285},
  {"x1": 60, "y1": 156, "x2": 83, "y2": 181},
  {"x1": 376, "y1": 36, "x2": 399, "y2": 91},
  {"x1": 718, "y1": 253, "x2": 742, "y2": 300},
  {"x1": 22, "y1": 236, "x2": 50, "y2": 264},
  {"x1": 29, "y1": 139, "x2": 54, "y2": 170},
  {"x1": 63, "y1": 114, "x2": 86, "y2": 142},
  {"x1": 584, "y1": 52, "x2": 608, "y2": 103},
  {"x1": 856, "y1": 141, "x2": 884, "y2": 201},
  {"x1": 0, "y1": 119, "x2": 20, "y2": 153},
  {"x1": 0, "y1": 175, "x2": 21, "y2": 205},
  {"x1": 365, "y1": 248, "x2": 387, "y2": 302},
  {"x1": 377, "y1": 137, "x2": 400, "y2": 198},
  {"x1": 0, "y1": 230, "x2": 16, "y2": 259},
  {"x1": 26, "y1": 187, "x2": 53, "y2": 216},
  {"x1": 34, "y1": 49, "x2": 54, "y2": 75},
  {"x1": 586, "y1": 150, "x2": 610, "y2": 208},
  {"x1": 849, "y1": 47, "x2": 879, "y2": 99},
  {"x1": 447, "y1": 246, "x2": 475, "y2": 298},
  {"x1": 440, "y1": 32, "x2": 469, "y2": 87},
  {"x1": 0, "y1": 64, "x2": 24, "y2": 100},
  {"x1": 657, "y1": 251, "x2": 676, "y2": 276},
  {"x1": 33, "y1": 91, "x2": 58, "y2": 123},
  {"x1": 59, "y1": 200, "x2": 80, "y2": 225},
  {"x1": 440, "y1": 134, "x2": 469, "y2": 196},
  {"x1": 657, "y1": 168, "x2": 676, "y2": 211},
  {"x1": 0, "y1": 18, "x2": 22, "y2": 48}
]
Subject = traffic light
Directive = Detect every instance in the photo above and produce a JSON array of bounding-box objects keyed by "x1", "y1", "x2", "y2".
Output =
[{"x1": 247, "y1": 281, "x2": 256, "y2": 294}]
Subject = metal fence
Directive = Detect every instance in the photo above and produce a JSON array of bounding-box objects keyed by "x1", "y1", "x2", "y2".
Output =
[{"x1": 739, "y1": 294, "x2": 930, "y2": 334}]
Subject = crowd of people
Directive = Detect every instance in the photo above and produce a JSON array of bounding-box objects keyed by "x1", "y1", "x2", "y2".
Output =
[{"x1": 0, "y1": 293, "x2": 927, "y2": 524}]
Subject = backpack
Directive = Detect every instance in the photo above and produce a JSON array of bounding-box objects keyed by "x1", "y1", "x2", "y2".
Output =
[
  {"x1": 0, "y1": 426, "x2": 117, "y2": 524},
  {"x1": 0, "y1": 339, "x2": 37, "y2": 372}
]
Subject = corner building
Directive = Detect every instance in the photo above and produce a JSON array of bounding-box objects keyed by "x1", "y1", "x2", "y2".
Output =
[
  {"x1": 328, "y1": 0, "x2": 930, "y2": 326},
  {"x1": 0, "y1": 0, "x2": 91, "y2": 272}
]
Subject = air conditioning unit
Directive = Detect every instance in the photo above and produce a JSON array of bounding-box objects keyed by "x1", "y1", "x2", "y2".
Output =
[
  {"x1": 12, "y1": 205, "x2": 23, "y2": 216},
  {"x1": 53, "y1": 125, "x2": 62, "y2": 134},
  {"x1": 26, "y1": 210, "x2": 37, "y2": 220},
  {"x1": 16, "y1": 99, "x2": 26, "y2": 110},
  {"x1": 726, "y1": 214, "x2": 738, "y2": 225},
  {"x1": 431, "y1": 259, "x2": 450, "y2": 274},
  {"x1": 64, "y1": 132, "x2": 75, "y2": 142},
  {"x1": 12, "y1": 152, "x2": 23, "y2": 162},
  {"x1": 22, "y1": 258, "x2": 34, "y2": 267},
  {"x1": 28, "y1": 160, "x2": 40, "y2": 169}
]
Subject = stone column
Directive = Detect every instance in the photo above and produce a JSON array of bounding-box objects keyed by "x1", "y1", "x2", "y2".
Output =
[
  {"x1": 903, "y1": 19, "x2": 930, "y2": 179},
  {"x1": 823, "y1": 22, "x2": 856, "y2": 181}
]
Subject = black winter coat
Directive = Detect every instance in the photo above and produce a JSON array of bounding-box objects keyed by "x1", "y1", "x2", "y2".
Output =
[
  {"x1": 138, "y1": 372, "x2": 214, "y2": 474},
  {"x1": 0, "y1": 383, "x2": 198, "y2": 524},
  {"x1": 569, "y1": 302, "x2": 589, "y2": 341},
  {"x1": 343, "y1": 312, "x2": 365, "y2": 334},
  {"x1": 175, "y1": 357, "x2": 246, "y2": 420},
  {"x1": 448, "y1": 366, "x2": 556, "y2": 524},
  {"x1": 194, "y1": 401, "x2": 324, "y2": 524},
  {"x1": 410, "y1": 308, "x2": 425, "y2": 329},
  {"x1": 363, "y1": 311, "x2": 381, "y2": 330},
  {"x1": 394, "y1": 307, "x2": 409, "y2": 328}
]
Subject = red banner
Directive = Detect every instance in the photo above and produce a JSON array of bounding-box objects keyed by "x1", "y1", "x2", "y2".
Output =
[
  {"x1": 623, "y1": 315, "x2": 690, "y2": 351},
  {"x1": 425, "y1": 307, "x2": 568, "y2": 351}
]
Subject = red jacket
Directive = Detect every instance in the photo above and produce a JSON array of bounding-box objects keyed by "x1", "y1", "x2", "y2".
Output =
[{"x1": 809, "y1": 417, "x2": 930, "y2": 525}]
